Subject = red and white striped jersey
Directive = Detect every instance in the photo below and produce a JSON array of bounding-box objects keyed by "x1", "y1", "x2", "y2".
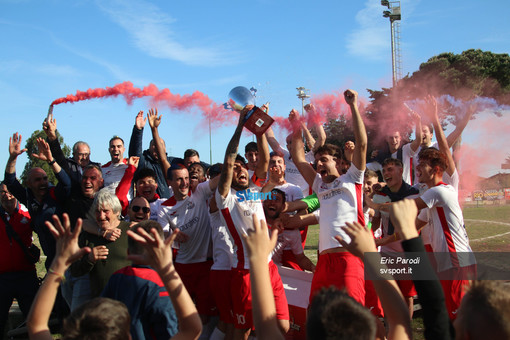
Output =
[{"x1": 419, "y1": 180, "x2": 474, "y2": 271}]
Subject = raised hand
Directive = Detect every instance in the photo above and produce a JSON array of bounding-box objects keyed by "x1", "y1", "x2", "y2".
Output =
[
  {"x1": 45, "y1": 214, "x2": 91, "y2": 267},
  {"x1": 32, "y1": 138, "x2": 53, "y2": 162},
  {"x1": 42, "y1": 114, "x2": 57, "y2": 140},
  {"x1": 147, "y1": 108, "x2": 162, "y2": 129},
  {"x1": 127, "y1": 227, "x2": 179, "y2": 273},
  {"x1": 335, "y1": 221, "x2": 377, "y2": 259},
  {"x1": 9, "y1": 133, "x2": 27, "y2": 159},
  {"x1": 344, "y1": 89, "x2": 358, "y2": 106},
  {"x1": 135, "y1": 110, "x2": 147, "y2": 130},
  {"x1": 389, "y1": 199, "x2": 419, "y2": 240},
  {"x1": 243, "y1": 213, "x2": 278, "y2": 261}
]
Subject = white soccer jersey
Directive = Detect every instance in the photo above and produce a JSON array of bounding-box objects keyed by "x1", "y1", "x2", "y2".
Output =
[
  {"x1": 313, "y1": 164, "x2": 365, "y2": 253},
  {"x1": 157, "y1": 181, "x2": 213, "y2": 264},
  {"x1": 418, "y1": 181, "x2": 474, "y2": 272},
  {"x1": 101, "y1": 160, "x2": 128, "y2": 194},
  {"x1": 271, "y1": 228, "x2": 303, "y2": 265},
  {"x1": 281, "y1": 148, "x2": 315, "y2": 197},
  {"x1": 209, "y1": 210, "x2": 234, "y2": 271},
  {"x1": 149, "y1": 198, "x2": 166, "y2": 221},
  {"x1": 216, "y1": 181, "x2": 269, "y2": 270}
]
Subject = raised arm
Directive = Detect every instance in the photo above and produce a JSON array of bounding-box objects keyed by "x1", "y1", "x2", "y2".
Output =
[
  {"x1": 42, "y1": 114, "x2": 72, "y2": 175},
  {"x1": 6, "y1": 132, "x2": 27, "y2": 175},
  {"x1": 304, "y1": 104, "x2": 327, "y2": 153},
  {"x1": 446, "y1": 104, "x2": 475, "y2": 148},
  {"x1": 32, "y1": 138, "x2": 63, "y2": 174},
  {"x1": 147, "y1": 108, "x2": 171, "y2": 178},
  {"x1": 128, "y1": 110, "x2": 146, "y2": 157},
  {"x1": 264, "y1": 126, "x2": 284, "y2": 154},
  {"x1": 217, "y1": 108, "x2": 248, "y2": 198},
  {"x1": 289, "y1": 126, "x2": 316, "y2": 188},
  {"x1": 127, "y1": 228, "x2": 202, "y2": 340},
  {"x1": 27, "y1": 215, "x2": 91, "y2": 340},
  {"x1": 423, "y1": 96, "x2": 456, "y2": 176},
  {"x1": 389, "y1": 200, "x2": 452, "y2": 340},
  {"x1": 243, "y1": 214, "x2": 285, "y2": 340},
  {"x1": 408, "y1": 108, "x2": 422, "y2": 153},
  {"x1": 255, "y1": 132, "x2": 270, "y2": 182},
  {"x1": 345, "y1": 90, "x2": 367, "y2": 171}
]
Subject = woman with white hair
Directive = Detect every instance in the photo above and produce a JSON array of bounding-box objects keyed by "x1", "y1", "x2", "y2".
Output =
[{"x1": 70, "y1": 190, "x2": 131, "y2": 299}]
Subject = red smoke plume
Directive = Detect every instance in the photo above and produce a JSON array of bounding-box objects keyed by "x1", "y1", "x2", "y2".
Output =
[{"x1": 51, "y1": 81, "x2": 235, "y2": 128}]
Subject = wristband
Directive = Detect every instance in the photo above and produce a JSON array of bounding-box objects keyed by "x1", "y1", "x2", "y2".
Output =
[
  {"x1": 48, "y1": 268, "x2": 65, "y2": 282},
  {"x1": 48, "y1": 159, "x2": 56, "y2": 165}
]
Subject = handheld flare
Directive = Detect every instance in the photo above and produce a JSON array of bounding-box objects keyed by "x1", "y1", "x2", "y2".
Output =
[{"x1": 47, "y1": 104, "x2": 54, "y2": 119}]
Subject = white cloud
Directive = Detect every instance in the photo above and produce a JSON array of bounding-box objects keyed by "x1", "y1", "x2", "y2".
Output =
[
  {"x1": 346, "y1": 0, "x2": 419, "y2": 61},
  {"x1": 96, "y1": 0, "x2": 236, "y2": 66}
]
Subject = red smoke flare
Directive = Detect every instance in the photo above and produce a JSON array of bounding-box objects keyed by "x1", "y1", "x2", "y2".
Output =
[{"x1": 51, "y1": 81, "x2": 235, "y2": 128}]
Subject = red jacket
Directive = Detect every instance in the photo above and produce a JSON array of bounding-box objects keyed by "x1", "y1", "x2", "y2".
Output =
[{"x1": 0, "y1": 203, "x2": 35, "y2": 273}]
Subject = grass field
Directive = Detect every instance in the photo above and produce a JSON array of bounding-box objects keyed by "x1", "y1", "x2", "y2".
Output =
[{"x1": 303, "y1": 203, "x2": 510, "y2": 340}]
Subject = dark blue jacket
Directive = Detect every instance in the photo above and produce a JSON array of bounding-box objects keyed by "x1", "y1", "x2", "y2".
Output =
[{"x1": 102, "y1": 265, "x2": 178, "y2": 340}]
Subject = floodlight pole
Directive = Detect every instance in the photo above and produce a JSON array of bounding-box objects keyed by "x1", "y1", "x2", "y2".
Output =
[
  {"x1": 382, "y1": 1, "x2": 402, "y2": 86},
  {"x1": 296, "y1": 87, "x2": 310, "y2": 116}
]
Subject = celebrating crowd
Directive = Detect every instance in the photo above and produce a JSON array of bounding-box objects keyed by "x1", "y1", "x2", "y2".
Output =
[{"x1": 1, "y1": 89, "x2": 508, "y2": 340}]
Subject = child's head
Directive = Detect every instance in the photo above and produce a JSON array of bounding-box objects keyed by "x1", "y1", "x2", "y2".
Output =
[
  {"x1": 128, "y1": 220, "x2": 164, "y2": 256},
  {"x1": 62, "y1": 297, "x2": 131, "y2": 340},
  {"x1": 455, "y1": 281, "x2": 510, "y2": 339},
  {"x1": 307, "y1": 287, "x2": 376, "y2": 340}
]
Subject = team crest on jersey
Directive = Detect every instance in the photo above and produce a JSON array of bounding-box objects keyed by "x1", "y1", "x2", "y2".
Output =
[
  {"x1": 186, "y1": 201, "x2": 195, "y2": 210},
  {"x1": 20, "y1": 217, "x2": 29, "y2": 224}
]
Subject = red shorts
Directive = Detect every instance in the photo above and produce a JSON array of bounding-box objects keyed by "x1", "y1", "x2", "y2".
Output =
[
  {"x1": 230, "y1": 261, "x2": 289, "y2": 329},
  {"x1": 300, "y1": 225, "x2": 309, "y2": 248},
  {"x1": 210, "y1": 270, "x2": 234, "y2": 324},
  {"x1": 364, "y1": 279, "x2": 384, "y2": 318},
  {"x1": 439, "y1": 265, "x2": 476, "y2": 320},
  {"x1": 310, "y1": 252, "x2": 365, "y2": 305},
  {"x1": 175, "y1": 261, "x2": 216, "y2": 316},
  {"x1": 281, "y1": 250, "x2": 302, "y2": 271},
  {"x1": 397, "y1": 279, "x2": 417, "y2": 298}
]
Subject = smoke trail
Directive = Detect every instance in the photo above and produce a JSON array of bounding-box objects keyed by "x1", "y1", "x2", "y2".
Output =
[{"x1": 51, "y1": 81, "x2": 235, "y2": 128}]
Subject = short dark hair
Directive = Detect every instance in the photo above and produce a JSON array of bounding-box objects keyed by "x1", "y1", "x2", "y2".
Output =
[
  {"x1": 128, "y1": 220, "x2": 164, "y2": 255},
  {"x1": 62, "y1": 297, "x2": 131, "y2": 340},
  {"x1": 188, "y1": 162, "x2": 206, "y2": 173},
  {"x1": 208, "y1": 163, "x2": 223, "y2": 178},
  {"x1": 109, "y1": 136, "x2": 124, "y2": 145},
  {"x1": 418, "y1": 147, "x2": 448, "y2": 173},
  {"x1": 307, "y1": 287, "x2": 376, "y2": 340},
  {"x1": 184, "y1": 149, "x2": 199, "y2": 159},
  {"x1": 316, "y1": 143, "x2": 342, "y2": 160},
  {"x1": 382, "y1": 158, "x2": 403, "y2": 168},
  {"x1": 245, "y1": 142, "x2": 258, "y2": 153},
  {"x1": 457, "y1": 281, "x2": 510, "y2": 339},
  {"x1": 235, "y1": 154, "x2": 247, "y2": 166},
  {"x1": 133, "y1": 168, "x2": 157, "y2": 183},
  {"x1": 270, "y1": 150, "x2": 285, "y2": 160},
  {"x1": 166, "y1": 162, "x2": 186, "y2": 181}
]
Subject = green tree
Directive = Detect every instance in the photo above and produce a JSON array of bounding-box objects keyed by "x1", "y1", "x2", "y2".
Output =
[
  {"x1": 20, "y1": 130, "x2": 71, "y2": 186},
  {"x1": 399, "y1": 49, "x2": 510, "y2": 104}
]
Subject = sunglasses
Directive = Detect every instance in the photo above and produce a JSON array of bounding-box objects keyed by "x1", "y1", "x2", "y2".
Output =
[{"x1": 131, "y1": 206, "x2": 151, "y2": 214}]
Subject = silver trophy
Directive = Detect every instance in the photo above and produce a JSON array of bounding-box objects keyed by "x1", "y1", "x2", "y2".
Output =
[{"x1": 228, "y1": 86, "x2": 274, "y2": 136}]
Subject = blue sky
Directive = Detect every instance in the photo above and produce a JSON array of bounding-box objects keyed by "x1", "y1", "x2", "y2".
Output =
[{"x1": 1, "y1": 0, "x2": 509, "y2": 178}]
